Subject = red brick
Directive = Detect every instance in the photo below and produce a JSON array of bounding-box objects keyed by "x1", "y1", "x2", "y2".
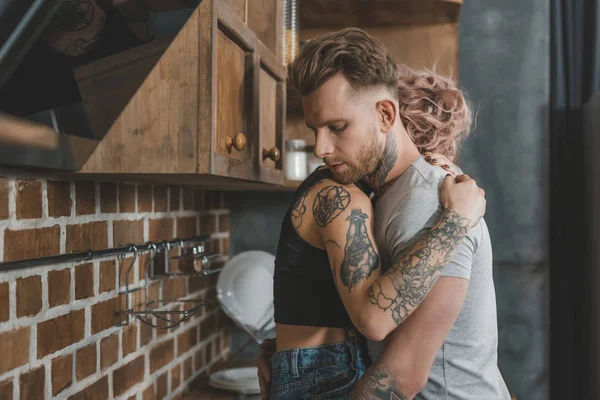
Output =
[
  {"x1": 206, "y1": 191, "x2": 221, "y2": 209},
  {"x1": 100, "y1": 334, "x2": 118, "y2": 369},
  {"x1": 153, "y1": 186, "x2": 168, "y2": 212},
  {"x1": 68, "y1": 376, "x2": 108, "y2": 400},
  {"x1": 113, "y1": 355, "x2": 145, "y2": 397},
  {"x1": 113, "y1": 219, "x2": 144, "y2": 248},
  {"x1": 150, "y1": 339, "x2": 174, "y2": 373},
  {"x1": 4, "y1": 225, "x2": 60, "y2": 262},
  {"x1": 99, "y1": 261, "x2": 116, "y2": 293},
  {"x1": 99, "y1": 182, "x2": 117, "y2": 213},
  {"x1": 119, "y1": 256, "x2": 137, "y2": 289},
  {"x1": 48, "y1": 269, "x2": 70, "y2": 307},
  {"x1": 0, "y1": 178, "x2": 9, "y2": 219},
  {"x1": 182, "y1": 188, "x2": 194, "y2": 210},
  {"x1": 177, "y1": 327, "x2": 198, "y2": 356},
  {"x1": 0, "y1": 327, "x2": 29, "y2": 374},
  {"x1": 171, "y1": 364, "x2": 181, "y2": 391},
  {"x1": 177, "y1": 217, "x2": 197, "y2": 238},
  {"x1": 119, "y1": 184, "x2": 136, "y2": 213},
  {"x1": 222, "y1": 237, "x2": 230, "y2": 256},
  {"x1": 140, "y1": 321, "x2": 153, "y2": 347},
  {"x1": 148, "y1": 218, "x2": 174, "y2": 242},
  {"x1": 218, "y1": 214, "x2": 230, "y2": 232},
  {"x1": 169, "y1": 186, "x2": 181, "y2": 211},
  {"x1": 75, "y1": 263, "x2": 94, "y2": 300},
  {"x1": 0, "y1": 282, "x2": 8, "y2": 322},
  {"x1": 142, "y1": 385, "x2": 156, "y2": 400},
  {"x1": 16, "y1": 180, "x2": 42, "y2": 219},
  {"x1": 75, "y1": 343, "x2": 97, "y2": 381},
  {"x1": 194, "y1": 347, "x2": 205, "y2": 371},
  {"x1": 164, "y1": 277, "x2": 186, "y2": 300},
  {"x1": 75, "y1": 181, "x2": 96, "y2": 215},
  {"x1": 138, "y1": 185, "x2": 153, "y2": 212},
  {"x1": 189, "y1": 276, "x2": 209, "y2": 293},
  {"x1": 122, "y1": 323, "x2": 138, "y2": 357},
  {"x1": 37, "y1": 310, "x2": 85, "y2": 357},
  {"x1": 200, "y1": 314, "x2": 217, "y2": 340},
  {"x1": 91, "y1": 297, "x2": 120, "y2": 334},
  {"x1": 0, "y1": 379, "x2": 12, "y2": 400},
  {"x1": 199, "y1": 215, "x2": 216, "y2": 235},
  {"x1": 19, "y1": 365, "x2": 44, "y2": 400},
  {"x1": 206, "y1": 341, "x2": 214, "y2": 364},
  {"x1": 156, "y1": 372, "x2": 168, "y2": 399},
  {"x1": 16, "y1": 275, "x2": 42, "y2": 317},
  {"x1": 66, "y1": 221, "x2": 108, "y2": 253},
  {"x1": 52, "y1": 353, "x2": 72, "y2": 396},
  {"x1": 194, "y1": 189, "x2": 205, "y2": 211},
  {"x1": 183, "y1": 357, "x2": 193, "y2": 381},
  {"x1": 47, "y1": 180, "x2": 72, "y2": 217}
]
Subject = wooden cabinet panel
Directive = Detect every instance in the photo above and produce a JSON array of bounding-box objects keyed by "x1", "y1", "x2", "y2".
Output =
[
  {"x1": 215, "y1": 29, "x2": 251, "y2": 163},
  {"x1": 223, "y1": 0, "x2": 246, "y2": 21},
  {"x1": 247, "y1": 0, "x2": 281, "y2": 58},
  {"x1": 259, "y1": 69, "x2": 278, "y2": 170}
]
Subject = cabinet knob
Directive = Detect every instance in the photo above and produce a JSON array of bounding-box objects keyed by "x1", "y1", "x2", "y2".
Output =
[
  {"x1": 262, "y1": 146, "x2": 281, "y2": 162},
  {"x1": 225, "y1": 133, "x2": 247, "y2": 152}
]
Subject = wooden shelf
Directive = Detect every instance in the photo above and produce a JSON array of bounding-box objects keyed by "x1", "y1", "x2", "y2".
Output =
[{"x1": 299, "y1": 0, "x2": 461, "y2": 28}]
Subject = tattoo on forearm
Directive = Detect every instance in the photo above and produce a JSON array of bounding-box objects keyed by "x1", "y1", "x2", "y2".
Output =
[
  {"x1": 340, "y1": 209, "x2": 379, "y2": 291},
  {"x1": 50, "y1": 0, "x2": 96, "y2": 32},
  {"x1": 366, "y1": 131, "x2": 398, "y2": 192},
  {"x1": 368, "y1": 208, "x2": 471, "y2": 325},
  {"x1": 291, "y1": 190, "x2": 309, "y2": 229},
  {"x1": 312, "y1": 185, "x2": 351, "y2": 226},
  {"x1": 350, "y1": 364, "x2": 408, "y2": 400}
]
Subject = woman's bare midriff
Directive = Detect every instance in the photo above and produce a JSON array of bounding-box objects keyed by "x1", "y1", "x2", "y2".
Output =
[{"x1": 275, "y1": 323, "x2": 352, "y2": 351}]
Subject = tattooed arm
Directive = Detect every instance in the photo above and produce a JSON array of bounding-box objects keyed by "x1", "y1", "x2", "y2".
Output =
[
  {"x1": 311, "y1": 176, "x2": 479, "y2": 342},
  {"x1": 43, "y1": 0, "x2": 106, "y2": 57}
]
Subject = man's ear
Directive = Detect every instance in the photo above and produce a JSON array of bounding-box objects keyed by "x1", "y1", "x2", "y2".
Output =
[{"x1": 377, "y1": 99, "x2": 397, "y2": 134}]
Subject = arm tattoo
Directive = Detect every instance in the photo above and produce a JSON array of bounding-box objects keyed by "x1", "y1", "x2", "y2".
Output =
[
  {"x1": 291, "y1": 190, "x2": 309, "y2": 229},
  {"x1": 368, "y1": 208, "x2": 471, "y2": 325},
  {"x1": 350, "y1": 364, "x2": 408, "y2": 400},
  {"x1": 366, "y1": 131, "x2": 398, "y2": 192},
  {"x1": 49, "y1": 0, "x2": 96, "y2": 32},
  {"x1": 340, "y1": 209, "x2": 379, "y2": 291},
  {"x1": 64, "y1": 26, "x2": 103, "y2": 55},
  {"x1": 312, "y1": 185, "x2": 351, "y2": 226}
]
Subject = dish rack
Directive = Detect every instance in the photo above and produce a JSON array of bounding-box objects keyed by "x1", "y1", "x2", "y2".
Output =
[{"x1": 118, "y1": 240, "x2": 223, "y2": 329}]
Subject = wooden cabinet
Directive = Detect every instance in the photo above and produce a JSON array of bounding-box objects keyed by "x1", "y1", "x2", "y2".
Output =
[{"x1": 75, "y1": 0, "x2": 286, "y2": 188}]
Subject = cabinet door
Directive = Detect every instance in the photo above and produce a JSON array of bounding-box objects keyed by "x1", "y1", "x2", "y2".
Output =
[
  {"x1": 256, "y1": 43, "x2": 286, "y2": 185},
  {"x1": 212, "y1": 2, "x2": 257, "y2": 180},
  {"x1": 247, "y1": 0, "x2": 281, "y2": 59}
]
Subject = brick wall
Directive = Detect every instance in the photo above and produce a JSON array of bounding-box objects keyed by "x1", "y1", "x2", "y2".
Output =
[{"x1": 0, "y1": 176, "x2": 231, "y2": 400}]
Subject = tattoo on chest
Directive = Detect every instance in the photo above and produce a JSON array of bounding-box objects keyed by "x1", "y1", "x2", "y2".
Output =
[
  {"x1": 350, "y1": 365, "x2": 408, "y2": 400},
  {"x1": 312, "y1": 185, "x2": 351, "y2": 226},
  {"x1": 367, "y1": 208, "x2": 471, "y2": 325},
  {"x1": 340, "y1": 209, "x2": 379, "y2": 291}
]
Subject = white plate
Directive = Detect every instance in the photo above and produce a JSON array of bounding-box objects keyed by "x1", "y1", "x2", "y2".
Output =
[
  {"x1": 209, "y1": 367, "x2": 261, "y2": 394},
  {"x1": 217, "y1": 250, "x2": 276, "y2": 331}
]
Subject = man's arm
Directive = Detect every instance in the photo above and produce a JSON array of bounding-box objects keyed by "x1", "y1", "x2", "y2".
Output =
[
  {"x1": 350, "y1": 276, "x2": 469, "y2": 399},
  {"x1": 316, "y1": 177, "x2": 479, "y2": 341}
]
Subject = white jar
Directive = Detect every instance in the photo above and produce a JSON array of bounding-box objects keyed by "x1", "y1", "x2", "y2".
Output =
[{"x1": 285, "y1": 139, "x2": 307, "y2": 181}]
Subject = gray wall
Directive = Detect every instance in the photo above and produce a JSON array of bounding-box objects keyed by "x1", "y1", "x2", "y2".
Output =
[
  {"x1": 228, "y1": 0, "x2": 550, "y2": 398},
  {"x1": 458, "y1": 0, "x2": 549, "y2": 398}
]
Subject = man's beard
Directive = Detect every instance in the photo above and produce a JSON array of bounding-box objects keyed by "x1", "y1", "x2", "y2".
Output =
[{"x1": 328, "y1": 127, "x2": 384, "y2": 185}]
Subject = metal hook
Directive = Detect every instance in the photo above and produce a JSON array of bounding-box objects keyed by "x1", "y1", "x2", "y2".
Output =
[{"x1": 143, "y1": 243, "x2": 158, "y2": 311}]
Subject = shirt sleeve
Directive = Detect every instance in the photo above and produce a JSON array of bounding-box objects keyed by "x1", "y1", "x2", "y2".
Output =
[{"x1": 384, "y1": 186, "x2": 480, "y2": 281}]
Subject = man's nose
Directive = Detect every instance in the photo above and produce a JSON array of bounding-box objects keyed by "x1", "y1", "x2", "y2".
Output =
[{"x1": 314, "y1": 133, "x2": 334, "y2": 159}]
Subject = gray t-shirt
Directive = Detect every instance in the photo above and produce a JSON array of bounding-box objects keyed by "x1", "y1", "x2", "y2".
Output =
[{"x1": 369, "y1": 157, "x2": 510, "y2": 400}]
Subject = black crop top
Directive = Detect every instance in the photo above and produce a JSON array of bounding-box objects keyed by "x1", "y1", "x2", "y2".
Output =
[{"x1": 273, "y1": 168, "x2": 370, "y2": 328}]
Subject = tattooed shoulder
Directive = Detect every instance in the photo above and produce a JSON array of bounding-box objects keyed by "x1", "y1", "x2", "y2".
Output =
[{"x1": 312, "y1": 184, "x2": 352, "y2": 227}]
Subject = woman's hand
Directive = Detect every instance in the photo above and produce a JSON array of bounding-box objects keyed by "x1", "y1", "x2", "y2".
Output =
[
  {"x1": 423, "y1": 152, "x2": 458, "y2": 176},
  {"x1": 256, "y1": 338, "x2": 276, "y2": 399},
  {"x1": 441, "y1": 174, "x2": 486, "y2": 227}
]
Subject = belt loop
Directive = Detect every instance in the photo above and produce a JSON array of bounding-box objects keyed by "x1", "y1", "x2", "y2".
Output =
[
  {"x1": 291, "y1": 349, "x2": 300, "y2": 378},
  {"x1": 346, "y1": 339, "x2": 356, "y2": 364}
]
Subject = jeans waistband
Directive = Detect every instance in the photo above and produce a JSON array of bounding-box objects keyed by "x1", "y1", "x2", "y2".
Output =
[{"x1": 270, "y1": 335, "x2": 370, "y2": 373}]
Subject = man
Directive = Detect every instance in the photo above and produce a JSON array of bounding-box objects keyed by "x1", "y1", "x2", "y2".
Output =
[{"x1": 258, "y1": 27, "x2": 510, "y2": 399}]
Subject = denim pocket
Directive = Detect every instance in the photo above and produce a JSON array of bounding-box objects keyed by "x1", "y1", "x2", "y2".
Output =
[
  {"x1": 270, "y1": 370, "x2": 314, "y2": 400},
  {"x1": 313, "y1": 363, "x2": 359, "y2": 399}
]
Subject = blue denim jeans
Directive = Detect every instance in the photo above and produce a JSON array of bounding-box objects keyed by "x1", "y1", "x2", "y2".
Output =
[{"x1": 269, "y1": 335, "x2": 372, "y2": 399}]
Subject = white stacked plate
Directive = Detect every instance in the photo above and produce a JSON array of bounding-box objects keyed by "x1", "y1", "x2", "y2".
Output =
[{"x1": 209, "y1": 366, "x2": 261, "y2": 394}]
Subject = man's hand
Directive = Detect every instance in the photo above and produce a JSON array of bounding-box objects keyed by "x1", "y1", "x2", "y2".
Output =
[
  {"x1": 441, "y1": 174, "x2": 486, "y2": 227},
  {"x1": 256, "y1": 338, "x2": 276, "y2": 399}
]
